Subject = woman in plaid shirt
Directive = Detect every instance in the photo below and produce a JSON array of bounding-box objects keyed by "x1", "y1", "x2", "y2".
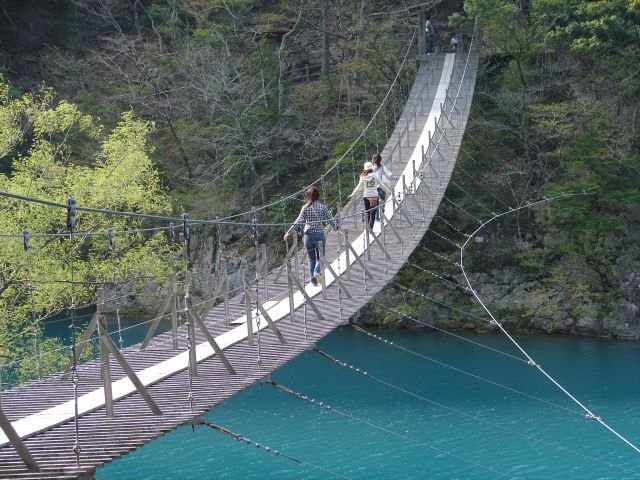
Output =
[{"x1": 284, "y1": 186, "x2": 339, "y2": 286}]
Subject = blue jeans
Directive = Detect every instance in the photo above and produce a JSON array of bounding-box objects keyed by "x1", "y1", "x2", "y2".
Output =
[
  {"x1": 303, "y1": 233, "x2": 325, "y2": 278},
  {"x1": 426, "y1": 36, "x2": 434, "y2": 54},
  {"x1": 376, "y1": 188, "x2": 387, "y2": 220}
]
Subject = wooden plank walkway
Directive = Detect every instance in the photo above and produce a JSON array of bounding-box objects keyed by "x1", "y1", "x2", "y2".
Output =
[{"x1": 0, "y1": 47, "x2": 479, "y2": 479}]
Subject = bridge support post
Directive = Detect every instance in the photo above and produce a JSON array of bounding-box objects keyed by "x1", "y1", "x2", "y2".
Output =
[
  {"x1": 182, "y1": 295, "x2": 198, "y2": 377},
  {"x1": 97, "y1": 288, "x2": 114, "y2": 417},
  {"x1": 364, "y1": 218, "x2": 371, "y2": 261},
  {"x1": 193, "y1": 260, "x2": 230, "y2": 328},
  {"x1": 352, "y1": 201, "x2": 358, "y2": 229},
  {"x1": 243, "y1": 268, "x2": 254, "y2": 346},
  {"x1": 223, "y1": 265, "x2": 230, "y2": 325},
  {"x1": 418, "y1": 11, "x2": 426, "y2": 58},
  {"x1": 286, "y1": 257, "x2": 295, "y2": 322},
  {"x1": 381, "y1": 210, "x2": 402, "y2": 245},
  {"x1": 259, "y1": 244, "x2": 269, "y2": 299},
  {"x1": 170, "y1": 279, "x2": 179, "y2": 349},
  {"x1": 435, "y1": 144, "x2": 446, "y2": 167},
  {"x1": 0, "y1": 407, "x2": 39, "y2": 472},
  {"x1": 140, "y1": 274, "x2": 177, "y2": 351},
  {"x1": 318, "y1": 241, "x2": 327, "y2": 299},
  {"x1": 343, "y1": 231, "x2": 351, "y2": 280}
]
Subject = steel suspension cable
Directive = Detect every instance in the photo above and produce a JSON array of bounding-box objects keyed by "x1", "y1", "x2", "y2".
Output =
[
  {"x1": 407, "y1": 262, "x2": 471, "y2": 292},
  {"x1": 295, "y1": 357, "x2": 517, "y2": 480},
  {"x1": 377, "y1": 302, "x2": 525, "y2": 363},
  {"x1": 351, "y1": 325, "x2": 580, "y2": 415},
  {"x1": 202, "y1": 421, "x2": 352, "y2": 480},
  {"x1": 455, "y1": 158, "x2": 512, "y2": 209},
  {"x1": 460, "y1": 193, "x2": 640, "y2": 454},
  {"x1": 451, "y1": 180, "x2": 496, "y2": 216},
  {"x1": 268, "y1": 383, "x2": 521, "y2": 478},
  {"x1": 391, "y1": 283, "x2": 489, "y2": 323},
  {"x1": 434, "y1": 214, "x2": 470, "y2": 238},
  {"x1": 315, "y1": 333, "x2": 640, "y2": 477}
]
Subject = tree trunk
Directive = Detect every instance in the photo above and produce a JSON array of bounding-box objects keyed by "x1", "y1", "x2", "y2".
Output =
[
  {"x1": 321, "y1": 0, "x2": 330, "y2": 75},
  {"x1": 278, "y1": 4, "x2": 303, "y2": 112},
  {"x1": 258, "y1": 44, "x2": 269, "y2": 109},
  {"x1": 133, "y1": 0, "x2": 141, "y2": 35}
]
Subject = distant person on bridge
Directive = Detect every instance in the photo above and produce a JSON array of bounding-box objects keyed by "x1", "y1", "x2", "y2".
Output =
[
  {"x1": 284, "y1": 186, "x2": 339, "y2": 287},
  {"x1": 450, "y1": 32, "x2": 461, "y2": 50},
  {"x1": 349, "y1": 161, "x2": 393, "y2": 230},
  {"x1": 425, "y1": 14, "x2": 438, "y2": 54},
  {"x1": 371, "y1": 152, "x2": 392, "y2": 221}
]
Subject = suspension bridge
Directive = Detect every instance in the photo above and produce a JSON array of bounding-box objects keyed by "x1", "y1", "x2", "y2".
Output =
[
  {"x1": 0, "y1": 21, "x2": 557, "y2": 479},
  {"x1": 1, "y1": 17, "x2": 639, "y2": 478}
]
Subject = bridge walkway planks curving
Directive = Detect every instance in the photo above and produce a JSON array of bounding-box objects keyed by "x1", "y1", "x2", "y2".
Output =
[{"x1": 0, "y1": 47, "x2": 479, "y2": 479}]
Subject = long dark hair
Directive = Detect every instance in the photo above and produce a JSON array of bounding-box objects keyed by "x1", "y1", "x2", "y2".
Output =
[
  {"x1": 372, "y1": 152, "x2": 382, "y2": 168},
  {"x1": 304, "y1": 186, "x2": 320, "y2": 208}
]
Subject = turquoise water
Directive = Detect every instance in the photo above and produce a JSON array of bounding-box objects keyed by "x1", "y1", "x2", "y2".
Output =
[{"x1": 96, "y1": 329, "x2": 640, "y2": 479}]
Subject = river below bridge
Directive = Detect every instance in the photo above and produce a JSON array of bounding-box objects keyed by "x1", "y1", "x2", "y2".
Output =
[{"x1": 87, "y1": 327, "x2": 640, "y2": 479}]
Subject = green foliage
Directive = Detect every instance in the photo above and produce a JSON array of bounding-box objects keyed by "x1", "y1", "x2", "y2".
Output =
[
  {"x1": 0, "y1": 78, "x2": 176, "y2": 382},
  {"x1": 536, "y1": 0, "x2": 640, "y2": 54},
  {"x1": 448, "y1": 12, "x2": 467, "y2": 30}
]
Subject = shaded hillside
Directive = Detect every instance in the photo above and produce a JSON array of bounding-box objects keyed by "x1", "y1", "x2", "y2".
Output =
[{"x1": 363, "y1": 0, "x2": 640, "y2": 339}]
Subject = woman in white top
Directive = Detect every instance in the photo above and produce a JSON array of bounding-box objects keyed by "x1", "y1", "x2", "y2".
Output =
[
  {"x1": 349, "y1": 161, "x2": 393, "y2": 229},
  {"x1": 371, "y1": 152, "x2": 392, "y2": 221}
]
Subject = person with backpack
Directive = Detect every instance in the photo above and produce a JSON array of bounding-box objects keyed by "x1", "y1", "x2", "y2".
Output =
[
  {"x1": 371, "y1": 152, "x2": 392, "y2": 221},
  {"x1": 349, "y1": 161, "x2": 393, "y2": 230},
  {"x1": 425, "y1": 15, "x2": 438, "y2": 54},
  {"x1": 284, "y1": 186, "x2": 339, "y2": 286}
]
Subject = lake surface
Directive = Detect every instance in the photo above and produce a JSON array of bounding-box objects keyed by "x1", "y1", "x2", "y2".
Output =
[{"x1": 91, "y1": 327, "x2": 640, "y2": 479}]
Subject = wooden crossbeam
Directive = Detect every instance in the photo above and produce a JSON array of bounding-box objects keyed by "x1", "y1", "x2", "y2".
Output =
[
  {"x1": 273, "y1": 236, "x2": 298, "y2": 284},
  {"x1": 343, "y1": 237, "x2": 374, "y2": 280},
  {"x1": 318, "y1": 248, "x2": 352, "y2": 299},
  {"x1": 365, "y1": 223, "x2": 392, "y2": 260},
  {"x1": 101, "y1": 322, "x2": 163, "y2": 415},
  {"x1": 392, "y1": 195, "x2": 413, "y2": 226},
  {"x1": 381, "y1": 210, "x2": 402, "y2": 244},
  {"x1": 0, "y1": 407, "x2": 38, "y2": 471},
  {"x1": 287, "y1": 269, "x2": 325, "y2": 320},
  {"x1": 187, "y1": 300, "x2": 236, "y2": 375},
  {"x1": 242, "y1": 277, "x2": 286, "y2": 345}
]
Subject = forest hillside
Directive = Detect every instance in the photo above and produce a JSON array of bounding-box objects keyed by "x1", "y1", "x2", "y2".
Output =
[{"x1": 1, "y1": 0, "x2": 639, "y2": 385}]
